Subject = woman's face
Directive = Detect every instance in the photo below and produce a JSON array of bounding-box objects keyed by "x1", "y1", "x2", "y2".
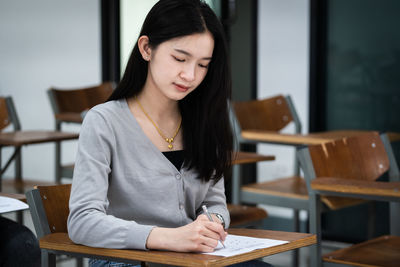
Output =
[{"x1": 144, "y1": 31, "x2": 214, "y2": 101}]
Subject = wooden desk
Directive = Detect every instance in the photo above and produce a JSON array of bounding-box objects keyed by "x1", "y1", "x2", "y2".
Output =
[
  {"x1": 232, "y1": 151, "x2": 275, "y2": 165},
  {"x1": 0, "y1": 130, "x2": 79, "y2": 191},
  {"x1": 241, "y1": 130, "x2": 400, "y2": 146},
  {"x1": 40, "y1": 229, "x2": 315, "y2": 267}
]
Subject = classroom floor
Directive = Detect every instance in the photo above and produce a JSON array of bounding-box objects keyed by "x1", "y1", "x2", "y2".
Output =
[{"x1": 4, "y1": 210, "x2": 349, "y2": 267}]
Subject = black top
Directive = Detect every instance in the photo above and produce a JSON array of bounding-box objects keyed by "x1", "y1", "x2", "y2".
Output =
[{"x1": 162, "y1": 150, "x2": 184, "y2": 170}]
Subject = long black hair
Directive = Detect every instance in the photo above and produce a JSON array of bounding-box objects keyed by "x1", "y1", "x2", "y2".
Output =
[{"x1": 108, "y1": 0, "x2": 233, "y2": 183}]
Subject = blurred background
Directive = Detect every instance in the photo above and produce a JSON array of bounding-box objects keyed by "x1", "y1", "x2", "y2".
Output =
[{"x1": 1, "y1": 0, "x2": 399, "y2": 257}]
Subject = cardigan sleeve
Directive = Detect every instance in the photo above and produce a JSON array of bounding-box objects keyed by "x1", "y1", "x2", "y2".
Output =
[
  {"x1": 67, "y1": 109, "x2": 155, "y2": 250},
  {"x1": 200, "y1": 177, "x2": 231, "y2": 229}
]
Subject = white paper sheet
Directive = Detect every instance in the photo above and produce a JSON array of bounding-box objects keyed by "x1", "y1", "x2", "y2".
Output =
[
  {"x1": 203, "y1": 234, "x2": 289, "y2": 257},
  {"x1": 0, "y1": 196, "x2": 29, "y2": 213}
]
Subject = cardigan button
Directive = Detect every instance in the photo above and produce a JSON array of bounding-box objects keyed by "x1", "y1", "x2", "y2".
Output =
[{"x1": 175, "y1": 174, "x2": 181, "y2": 180}]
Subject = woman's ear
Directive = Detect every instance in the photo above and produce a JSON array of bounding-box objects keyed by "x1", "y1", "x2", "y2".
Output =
[{"x1": 138, "y1": 35, "x2": 152, "y2": 61}]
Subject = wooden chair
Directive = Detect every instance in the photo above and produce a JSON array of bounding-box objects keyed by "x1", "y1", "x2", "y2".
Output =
[
  {"x1": 0, "y1": 96, "x2": 78, "y2": 194},
  {"x1": 231, "y1": 95, "x2": 307, "y2": 266},
  {"x1": 47, "y1": 82, "x2": 114, "y2": 183},
  {"x1": 231, "y1": 95, "x2": 383, "y2": 266},
  {"x1": 26, "y1": 184, "x2": 316, "y2": 267},
  {"x1": 297, "y1": 132, "x2": 400, "y2": 267},
  {"x1": 231, "y1": 95, "x2": 307, "y2": 231},
  {"x1": 231, "y1": 95, "x2": 381, "y2": 225}
]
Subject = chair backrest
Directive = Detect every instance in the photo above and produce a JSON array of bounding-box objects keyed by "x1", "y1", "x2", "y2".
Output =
[
  {"x1": 232, "y1": 94, "x2": 301, "y2": 133},
  {"x1": 47, "y1": 82, "x2": 114, "y2": 123},
  {"x1": 309, "y1": 131, "x2": 389, "y2": 181},
  {"x1": 26, "y1": 184, "x2": 71, "y2": 238},
  {"x1": 298, "y1": 132, "x2": 399, "y2": 209},
  {"x1": 0, "y1": 97, "x2": 11, "y2": 130},
  {"x1": 0, "y1": 96, "x2": 21, "y2": 131}
]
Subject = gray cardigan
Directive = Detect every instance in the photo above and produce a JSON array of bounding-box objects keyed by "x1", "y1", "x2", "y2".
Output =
[{"x1": 67, "y1": 99, "x2": 230, "y2": 250}]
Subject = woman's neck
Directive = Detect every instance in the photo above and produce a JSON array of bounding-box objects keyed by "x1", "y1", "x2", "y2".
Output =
[{"x1": 139, "y1": 93, "x2": 178, "y2": 120}]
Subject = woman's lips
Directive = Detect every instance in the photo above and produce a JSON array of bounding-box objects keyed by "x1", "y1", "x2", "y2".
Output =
[{"x1": 174, "y1": 83, "x2": 190, "y2": 92}]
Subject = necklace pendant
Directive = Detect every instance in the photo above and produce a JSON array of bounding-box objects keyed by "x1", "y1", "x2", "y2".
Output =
[{"x1": 134, "y1": 97, "x2": 181, "y2": 151}]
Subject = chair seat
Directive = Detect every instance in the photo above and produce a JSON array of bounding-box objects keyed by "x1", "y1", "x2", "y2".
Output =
[
  {"x1": 2, "y1": 178, "x2": 59, "y2": 193},
  {"x1": 227, "y1": 204, "x2": 267, "y2": 227},
  {"x1": 241, "y1": 176, "x2": 308, "y2": 200},
  {"x1": 323, "y1": 235, "x2": 400, "y2": 267}
]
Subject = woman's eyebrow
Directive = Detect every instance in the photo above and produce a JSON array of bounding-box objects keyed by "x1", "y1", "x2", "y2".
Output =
[{"x1": 174, "y1": 48, "x2": 212, "y2": 60}]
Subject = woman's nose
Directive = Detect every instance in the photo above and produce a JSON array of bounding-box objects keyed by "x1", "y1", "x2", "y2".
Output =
[{"x1": 180, "y1": 64, "x2": 196, "y2": 82}]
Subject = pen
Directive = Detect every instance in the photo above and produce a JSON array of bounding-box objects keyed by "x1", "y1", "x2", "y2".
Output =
[{"x1": 202, "y1": 205, "x2": 226, "y2": 248}]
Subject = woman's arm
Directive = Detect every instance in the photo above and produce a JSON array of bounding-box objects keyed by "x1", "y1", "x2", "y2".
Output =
[{"x1": 67, "y1": 109, "x2": 154, "y2": 250}]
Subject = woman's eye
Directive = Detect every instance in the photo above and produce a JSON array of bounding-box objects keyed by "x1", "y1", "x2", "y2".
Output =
[
  {"x1": 173, "y1": 56, "x2": 185, "y2": 62},
  {"x1": 199, "y1": 64, "x2": 209, "y2": 69}
]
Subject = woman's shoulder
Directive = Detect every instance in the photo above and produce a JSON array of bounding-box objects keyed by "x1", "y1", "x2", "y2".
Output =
[
  {"x1": 82, "y1": 99, "x2": 129, "y2": 126},
  {"x1": 91, "y1": 99, "x2": 125, "y2": 112},
  {"x1": 87, "y1": 99, "x2": 127, "y2": 117}
]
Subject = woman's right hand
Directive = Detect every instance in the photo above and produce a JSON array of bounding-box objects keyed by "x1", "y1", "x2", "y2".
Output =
[{"x1": 146, "y1": 214, "x2": 227, "y2": 252}]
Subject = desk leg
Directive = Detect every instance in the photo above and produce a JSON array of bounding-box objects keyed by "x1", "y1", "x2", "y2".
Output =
[
  {"x1": 0, "y1": 147, "x2": 2, "y2": 191},
  {"x1": 391, "y1": 202, "x2": 400, "y2": 236},
  {"x1": 0, "y1": 146, "x2": 22, "y2": 191},
  {"x1": 15, "y1": 147, "x2": 23, "y2": 224},
  {"x1": 55, "y1": 140, "x2": 61, "y2": 184},
  {"x1": 41, "y1": 250, "x2": 56, "y2": 267},
  {"x1": 309, "y1": 192, "x2": 322, "y2": 267},
  {"x1": 292, "y1": 209, "x2": 300, "y2": 267},
  {"x1": 232, "y1": 164, "x2": 241, "y2": 205},
  {"x1": 55, "y1": 121, "x2": 62, "y2": 184},
  {"x1": 15, "y1": 146, "x2": 22, "y2": 189}
]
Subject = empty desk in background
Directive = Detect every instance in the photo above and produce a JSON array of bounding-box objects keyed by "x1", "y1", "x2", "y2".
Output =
[
  {"x1": 0, "y1": 131, "x2": 78, "y2": 192},
  {"x1": 240, "y1": 129, "x2": 400, "y2": 146}
]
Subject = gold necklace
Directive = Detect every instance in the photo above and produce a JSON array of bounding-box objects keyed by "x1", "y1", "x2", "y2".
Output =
[{"x1": 135, "y1": 97, "x2": 182, "y2": 150}]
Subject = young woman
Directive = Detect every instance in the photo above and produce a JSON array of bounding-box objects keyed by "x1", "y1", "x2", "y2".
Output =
[{"x1": 68, "y1": 0, "x2": 270, "y2": 266}]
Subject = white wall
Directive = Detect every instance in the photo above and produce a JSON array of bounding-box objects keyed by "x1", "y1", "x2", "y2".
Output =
[
  {"x1": 120, "y1": 0, "x2": 158, "y2": 73},
  {"x1": 257, "y1": 0, "x2": 310, "y2": 219},
  {"x1": 0, "y1": 0, "x2": 101, "y2": 182}
]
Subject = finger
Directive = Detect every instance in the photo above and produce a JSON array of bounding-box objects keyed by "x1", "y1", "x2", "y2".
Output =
[
  {"x1": 201, "y1": 226, "x2": 221, "y2": 241},
  {"x1": 196, "y1": 214, "x2": 209, "y2": 221},
  {"x1": 203, "y1": 221, "x2": 226, "y2": 240},
  {"x1": 221, "y1": 231, "x2": 228, "y2": 241},
  {"x1": 197, "y1": 243, "x2": 216, "y2": 253},
  {"x1": 199, "y1": 235, "x2": 219, "y2": 250}
]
